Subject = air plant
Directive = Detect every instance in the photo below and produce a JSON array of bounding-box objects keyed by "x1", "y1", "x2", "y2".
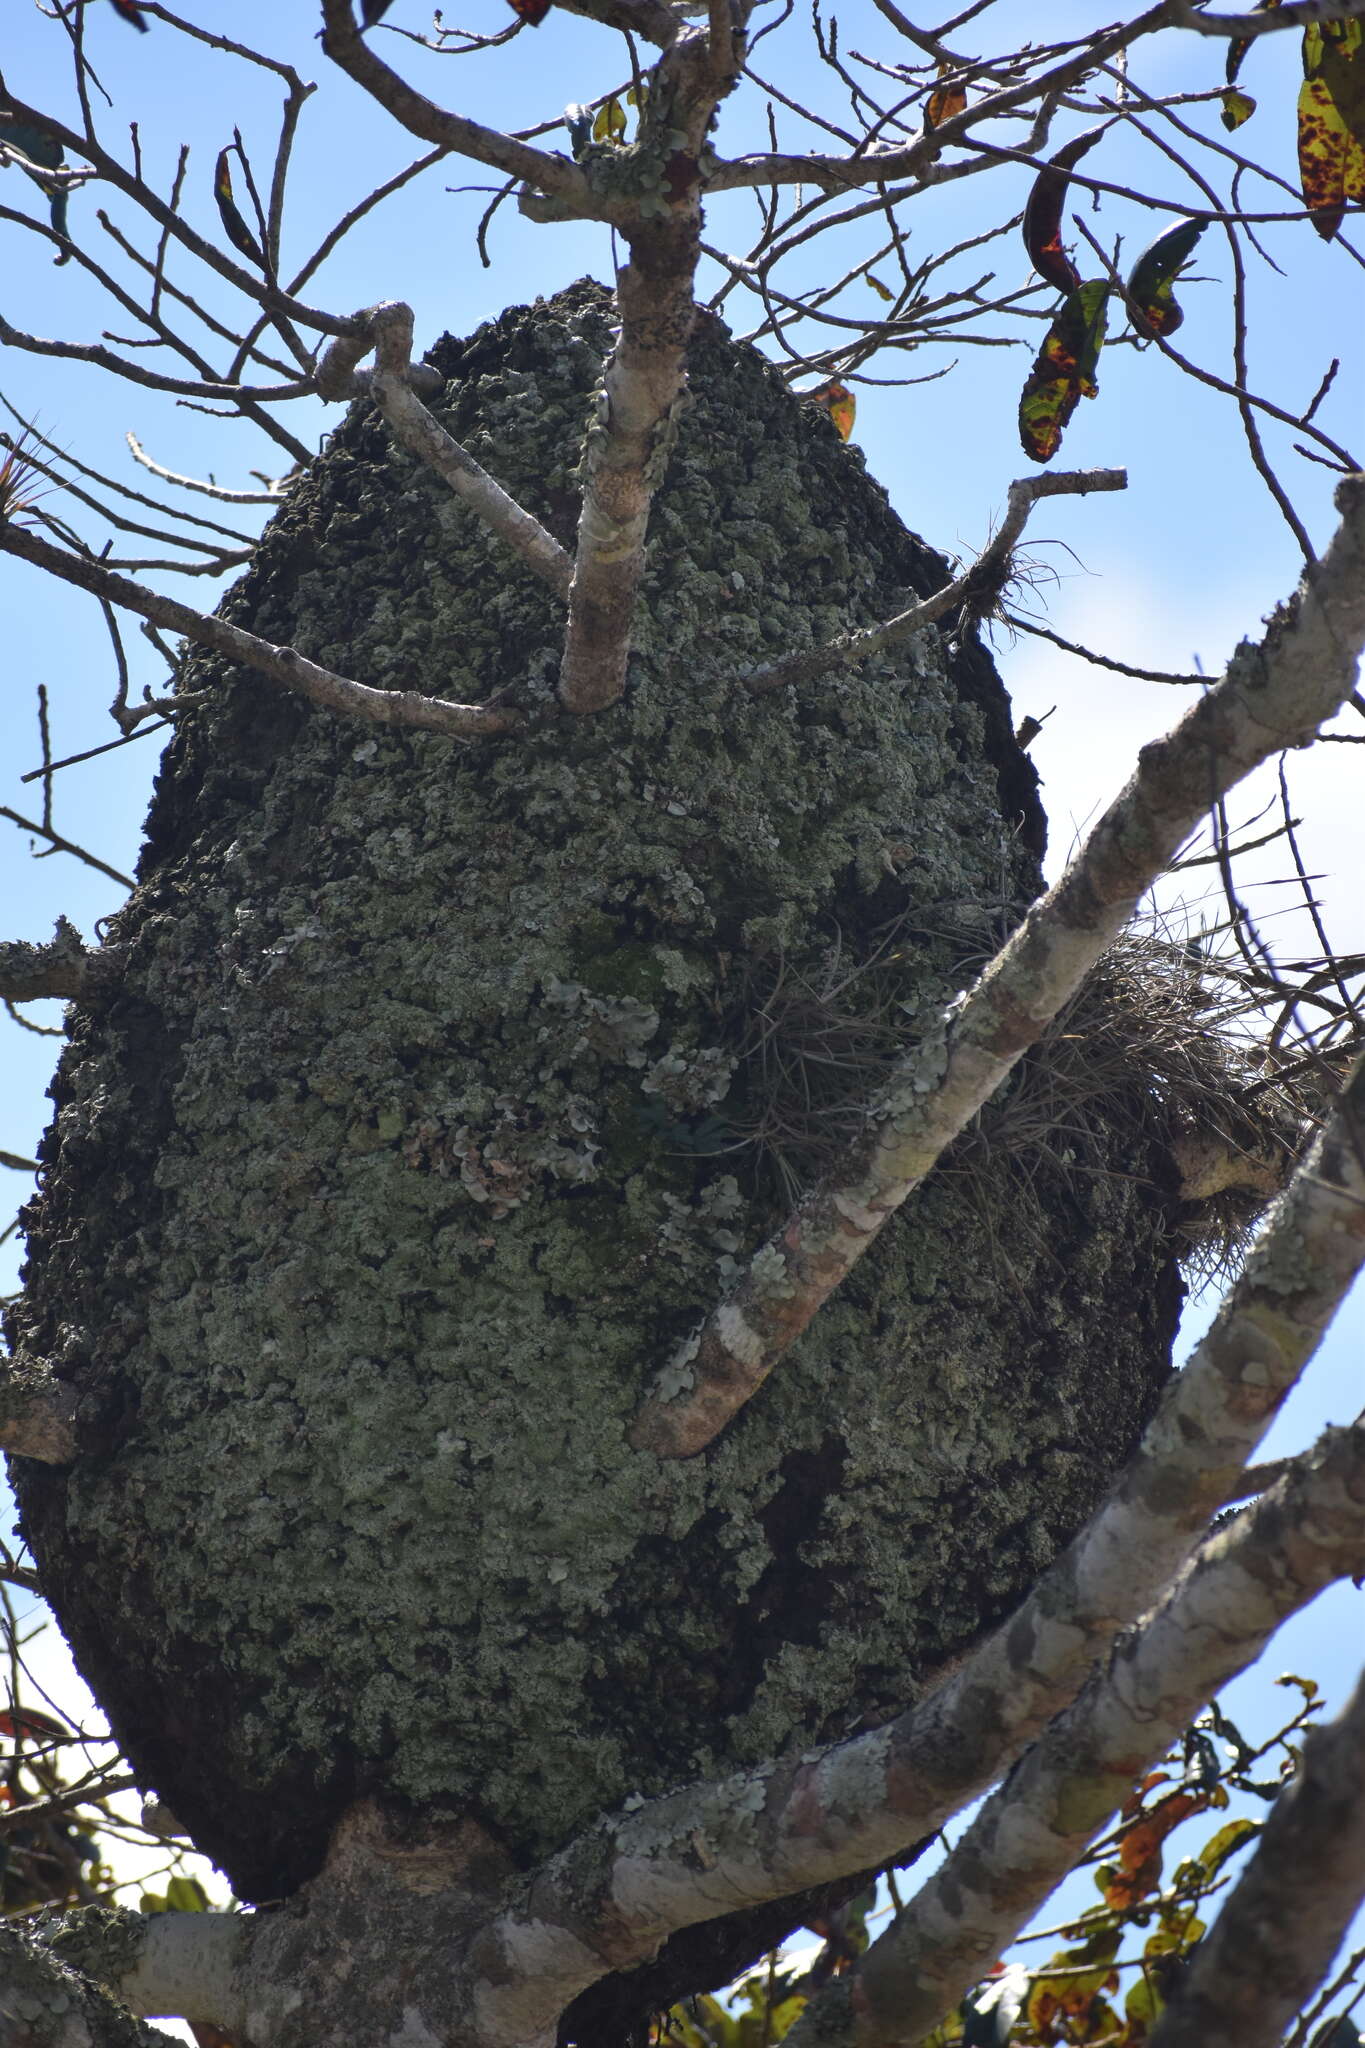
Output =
[{"x1": 0, "y1": 433, "x2": 51, "y2": 527}]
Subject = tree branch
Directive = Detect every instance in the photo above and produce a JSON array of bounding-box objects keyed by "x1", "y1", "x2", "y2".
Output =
[
  {"x1": 0, "y1": 1920, "x2": 186, "y2": 2048},
  {"x1": 702, "y1": 2, "x2": 1170, "y2": 195},
  {"x1": 0, "y1": 1356, "x2": 78, "y2": 1464},
  {"x1": 468, "y1": 1419, "x2": 1365, "y2": 2047},
  {"x1": 791, "y1": 1419, "x2": 1365, "y2": 2048},
  {"x1": 0, "y1": 90, "x2": 358, "y2": 338},
  {"x1": 1149, "y1": 1666, "x2": 1365, "y2": 2048},
  {"x1": 557, "y1": 26, "x2": 741, "y2": 713},
  {"x1": 628, "y1": 471, "x2": 1365, "y2": 1459},
  {"x1": 317, "y1": 0, "x2": 598, "y2": 213},
  {"x1": 0, "y1": 525, "x2": 525, "y2": 741},
  {"x1": 1174, "y1": 0, "x2": 1365, "y2": 36},
  {"x1": 316, "y1": 302, "x2": 573, "y2": 599},
  {"x1": 0, "y1": 919, "x2": 90, "y2": 1001},
  {"x1": 744, "y1": 469, "x2": 1127, "y2": 695}
]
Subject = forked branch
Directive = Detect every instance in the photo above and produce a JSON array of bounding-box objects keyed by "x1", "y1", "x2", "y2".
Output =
[{"x1": 745, "y1": 468, "x2": 1127, "y2": 695}]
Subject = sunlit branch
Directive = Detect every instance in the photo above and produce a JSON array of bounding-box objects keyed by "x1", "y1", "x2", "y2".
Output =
[
  {"x1": 125, "y1": 434, "x2": 288, "y2": 504},
  {"x1": 0, "y1": 89, "x2": 360, "y2": 337},
  {"x1": 0, "y1": 524, "x2": 525, "y2": 742},
  {"x1": 317, "y1": 0, "x2": 600, "y2": 214},
  {"x1": 315, "y1": 303, "x2": 572, "y2": 598},
  {"x1": 744, "y1": 468, "x2": 1123, "y2": 695},
  {"x1": 629, "y1": 472, "x2": 1365, "y2": 1459},
  {"x1": 800, "y1": 1420, "x2": 1365, "y2": 2047}
]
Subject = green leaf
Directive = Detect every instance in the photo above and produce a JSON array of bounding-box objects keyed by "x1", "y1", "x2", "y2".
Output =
[
  {"x1": 1221, "y1": 88, "x2": 1257, "y2": 130},
  {"x1": 1197, "y1": 1815, "x2": 1261, "y2": 1877}
]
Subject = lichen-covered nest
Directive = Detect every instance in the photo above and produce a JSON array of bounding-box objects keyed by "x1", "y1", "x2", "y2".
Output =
[{"x1": 12, "y1": 290, "x2": 1187, "y2": 1988}]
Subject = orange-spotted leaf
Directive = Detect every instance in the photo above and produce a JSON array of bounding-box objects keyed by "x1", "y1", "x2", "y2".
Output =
[
  {"x1": 1227, "y1": 0, "x2": 1280, "y2": 84},
  {"x1": 809, "y1": 379, "x2": 856, "y2": 441},
  {"x1": 1022, "y1": 124, "x2": 1106, "y2": 294},
  {"x1": 214, "y1": 149, "x2": 264, "y2": 269},
  {"x1": 1298, "y1": 18, "x2": 1365, "y2": 241},
  {"x1": 1018, "y1": 278, "x2": 1108, "y2": 463},
  {"x1": 1125, "y1": 215, "x2": 1205, "y2": 338},
  {"x1": 927, "y1": 64, "x2": 967, "y2": 128},
  {"x1": 507, "y1": 0, "x2": 553, "y2": 21},
  {"x1": 1221, "y1": 88, "x2": 1257, "y2": 129},
  {"x1": 108, "y1": 0, "x2": 149, "y2": 27}
]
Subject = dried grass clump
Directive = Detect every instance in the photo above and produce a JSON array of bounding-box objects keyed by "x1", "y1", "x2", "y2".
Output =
[{"x1": 728, "y1": 916, "x2": 1325, "y2": 1289}]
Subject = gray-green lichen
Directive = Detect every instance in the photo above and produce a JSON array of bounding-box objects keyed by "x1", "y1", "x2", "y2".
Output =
[
  {"x1": 0, "y1": 1920, "x2": 174, "y2": 2048},
  {"x1": 9, "y1": 287, "x2": 1180, "y2": 1994}
]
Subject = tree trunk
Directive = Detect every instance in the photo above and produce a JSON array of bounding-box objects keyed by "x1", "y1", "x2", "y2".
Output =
[{"x1": 7, "y1": 282, "x2": 1183, "y2": 2033}]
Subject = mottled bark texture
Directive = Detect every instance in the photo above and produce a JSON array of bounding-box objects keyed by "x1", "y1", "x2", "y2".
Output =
[{"x1": 9, "y1": 283, "x2": 1182, "y2": 2032}]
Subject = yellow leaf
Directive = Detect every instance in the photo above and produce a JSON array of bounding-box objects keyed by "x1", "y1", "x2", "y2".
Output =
[
  {"x1": 1221, "y1": 88, "x2": 1256, "y2": 129},
  {"x1": 1298, "y1": 18, "x2": 1365, "y2": 239},
  {"x1": 593, "y1": 95, "x2": 628, "y2": 145},
  {"x1": 866, "y1": 273, "x2": 894, "y2": 301},
  {"x1": 808, "y1": 379, "x2": 856, "y2": 441}
]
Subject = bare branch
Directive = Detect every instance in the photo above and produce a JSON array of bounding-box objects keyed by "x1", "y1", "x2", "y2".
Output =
[
  {"x1": 317, "y1": 0, "x2": 599, "y2": 213},
  {"x1": 0, "y1": 805, "x2": 135, "y2": 890},
  {"x1": 1150, "y1": 1667, "x2": 1365, "y2": 2048},
  {"x1": 0, "y1": 525, "x2": 525, "y2": 741},
  {"x1": 629, "y1": 471, "x2": 1365, "y2": 1458},
  {"x1": 745, "y1": 468, "x2": 1126, "y2": 695},
  {"x1": 318, "y1": 302, "x2": 573, "y2": 598},
  {"x1": 1174, "y1": 0, "x2": 1365, "y2": 36},
  {"x1": 703, "y1": 2, "x2": 1170, "y2": 194},
  {"x1": 0, "y1": 89, "x2": 360, "y2": 337},
  {"x1": 125, "y1": 434, "x2": 289, "y2": 504}
]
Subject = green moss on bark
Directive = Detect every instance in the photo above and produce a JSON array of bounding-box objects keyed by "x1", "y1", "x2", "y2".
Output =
[{"x1": 10, "y1": 288, "x2": 1179, "y2": 1961}]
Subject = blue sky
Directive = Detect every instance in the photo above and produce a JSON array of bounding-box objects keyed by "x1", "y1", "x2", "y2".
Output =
[{"x1": 0, "y1": 0, "x2": 1361, "y2": 2015}]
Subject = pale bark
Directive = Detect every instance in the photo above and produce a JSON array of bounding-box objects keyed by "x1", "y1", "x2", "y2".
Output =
[
  {"x1": 0, "y1": 1919, "x2": 182, "y2": 2048},
  {"x1": 791, "y1": 1418, "x2": 1365, "y2": 2047},
  {"x1": 557, "y1": 28, "x2": 742, "y2": 713},
  {"x1": 1148, "y1": 1667, "x2": 1365, "y2": 2048},
  {"x1": 317, "y1": 0, "x2": 598, "y2": 214},
  {"x1": 0, "y1": 526, "x2": 523, "y2": 740},
  {"x1": 315, "y1": 302, "x2": 573, "y2": 599},
  {"x1": 0, "y1": 920, "x2": 90, "y2": 1002},
  {"x1": 629, "y1": 471, "x2": 1365, "y2": 1459}
]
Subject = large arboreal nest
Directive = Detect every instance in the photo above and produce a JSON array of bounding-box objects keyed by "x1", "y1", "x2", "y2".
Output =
[{"x1": 5, "y1": 281, "x2": 1294, "y2": 2040}]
